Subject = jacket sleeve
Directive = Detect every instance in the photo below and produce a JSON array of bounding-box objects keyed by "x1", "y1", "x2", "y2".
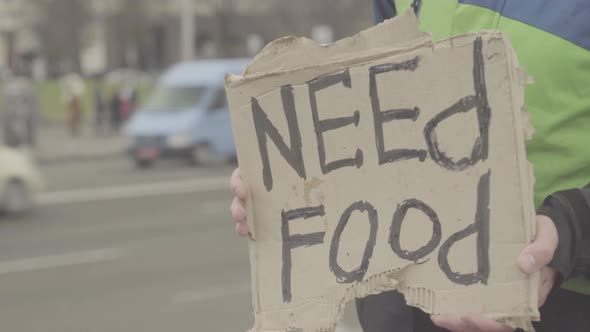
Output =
[
  {"x1": 537, "y1": 184, "x2": 590, "y2": 282},
  {"x1": 373, "y1": 0, "x2": 397, "y2": 24}
]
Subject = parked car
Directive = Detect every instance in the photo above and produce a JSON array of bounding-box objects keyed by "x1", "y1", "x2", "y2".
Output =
[
  {"x1": 0, "y1": 146, "x2": 43, "y2": 214},
  {"x1": 124, "y1": 59, "x2": 249, "y2": 168}
]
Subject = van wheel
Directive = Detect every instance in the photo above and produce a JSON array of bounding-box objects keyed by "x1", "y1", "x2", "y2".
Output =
[
  {"x1": 187, "y1": 143, "x2": 209, "y2": 166},
  {"x1": 134, "y1": 158, "x2": 153, "y2": 169},
  {"x1": 1, "y1": 179, "x2": 31, "y2": 214}
]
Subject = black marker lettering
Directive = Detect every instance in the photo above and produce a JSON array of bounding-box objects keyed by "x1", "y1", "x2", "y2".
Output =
[
  {"x1": 389, "y1": 199, "x2": 442, "y2": 262},
  {"x1": 329, "y1": 201, "x2": 378, "y2": 283},
  {"x1": 281, "y1": 205, "x2": 326, "y2": 303},
  {"x1": 369, "y1": 57, "x2": 428, "y2": 165},
  {"x1": 424, "y1": 37, "x2": 491, "y2": 171},
  {"x1": 308, "y1": 69, "x2": 363, "y2": 174},
  {"x1": 252, "y1": 85, "x2": 306, "y2": 192},
  {"x1": 438, "y1": 171, "x2": 491, "y2": 285}
]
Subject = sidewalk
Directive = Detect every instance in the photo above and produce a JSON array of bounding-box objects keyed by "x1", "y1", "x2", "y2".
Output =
[{"x1": 35, "y1": 124, "x2": 127, "y2": 163}]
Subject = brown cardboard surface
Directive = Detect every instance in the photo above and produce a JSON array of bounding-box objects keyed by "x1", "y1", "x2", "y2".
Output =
[{"x1": 225, "y1": 11, "x2": 538, "y2": 332}]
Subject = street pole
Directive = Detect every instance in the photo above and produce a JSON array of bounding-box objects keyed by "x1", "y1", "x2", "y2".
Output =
[{"x1": 180, "y1": 0, "x2": 195, "y2": 61}]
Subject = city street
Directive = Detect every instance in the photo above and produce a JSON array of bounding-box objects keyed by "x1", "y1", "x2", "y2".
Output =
[
  {"x1": 0, "y1": 156, "x2": 363, "y2": 332},
  {"x1": 0, "y1": 158, "x2": 252, "y2": 332}
]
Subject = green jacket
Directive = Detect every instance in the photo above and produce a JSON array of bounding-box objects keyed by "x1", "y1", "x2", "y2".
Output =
[{"x1": 373, "y1": 0, "x2": 590, "y2": 295}]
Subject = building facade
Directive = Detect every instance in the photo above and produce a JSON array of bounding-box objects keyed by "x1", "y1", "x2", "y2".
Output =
[{"x1": 0, "y1": 0, "x2": 371, "y2": 76}]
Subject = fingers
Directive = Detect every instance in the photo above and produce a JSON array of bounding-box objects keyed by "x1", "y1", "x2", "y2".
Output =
[
  {"x1": 431, "y1": 314, "x2": 512, "y2": 332},
  {"x1": 236, "y1": 220, "x2": 250, "y2": 237},
  {"x1": 230, "y1": 168, "x2": 249, "y2": 201},
  {"x1": 230, "y1": 195, "x2": 249, "y2": 236},
  {"x1": 460, "y1": 315, "x2": 512, "y2": 332},
  {"x1": 231, "y1": 196, "x2": 247, "y2": 224},
  {"x1": 431, "y1": 314, "x2": 464, "y2": 331},
  {"x1": 517, "y1": 215, "x2": 558, "y2": 274},
  {"x1": 230, "y1": 168, "x2": 249, "y2": 237},
  {"x1": 538, "y1": 265, "x2": 556, "y2": 306}
]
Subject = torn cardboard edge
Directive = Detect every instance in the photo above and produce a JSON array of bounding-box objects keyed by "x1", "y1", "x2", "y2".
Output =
[
  {"x1": 225, "y1": 11, "x2": 430, "y2": 88},
  {"x1": 226, "y1": 11, "x2": 534, "y2": 144},
  {"x1": 244, "y1": 12, "x2": 427, "y2": 75},
  {"x1": 227, "y1": 10, "x2": 538, "y2": 332}
]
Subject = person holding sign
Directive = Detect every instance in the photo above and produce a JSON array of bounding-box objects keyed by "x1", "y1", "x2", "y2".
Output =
[
  {"x1": 230, "y1": 1, "x2": 590, "y2": 331},
  {"x1": 366, "y1": 3, "x2": 590, "y2": 332}
]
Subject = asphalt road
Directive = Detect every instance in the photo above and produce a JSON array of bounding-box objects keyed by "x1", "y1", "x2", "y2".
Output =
[
  {"x1": 0, "y1": 157, "x2": 362, "y2": 332},
  {"x1": 0, "y1": 158, "x2": 253, "y2": 332}
]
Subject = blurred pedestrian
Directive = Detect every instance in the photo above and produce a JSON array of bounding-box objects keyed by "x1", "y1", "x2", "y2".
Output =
[
  {"x1": 61, "y1": 73, "x2": 86, "y2": 136},
  {"x1": 120, "y1": 88, "x2": 132, "y2": 122},
  {"x1": 118, "y1": 82, "x2": 139, "y2": 122},
  {"x1": 93, "y1": 80, "x2": 107, "y2": 134},
  {"x1": 1, "y1": 61, "x2": 40, "y2": 148},
  {"x1": 109, "y1": 85, "x2": 122, "y2": 132}
]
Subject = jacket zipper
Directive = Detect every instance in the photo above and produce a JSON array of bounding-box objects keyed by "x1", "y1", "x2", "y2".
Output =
[{"x1": 411, "y1": 0, "x2": 423, "y2": 16}]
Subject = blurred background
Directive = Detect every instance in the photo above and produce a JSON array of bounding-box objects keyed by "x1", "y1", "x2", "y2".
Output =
[{"x1": 0, "y1": 0, "x2": 371, "y2": 331}]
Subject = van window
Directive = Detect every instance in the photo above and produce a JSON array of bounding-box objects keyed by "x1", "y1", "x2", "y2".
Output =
[
  {"x1": 209, "y1": 88, "x2": 227, "y2": 111},
  {"x1": 145, "y1": 86, "x2": 207, "y2": 110}
]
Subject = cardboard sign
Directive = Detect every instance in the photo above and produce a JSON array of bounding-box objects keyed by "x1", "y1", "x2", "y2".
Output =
[{"x1": 226, "y1": 12, "x2": 538, "y2": 332}]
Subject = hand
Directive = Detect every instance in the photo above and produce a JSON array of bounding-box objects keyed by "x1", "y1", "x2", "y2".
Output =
[
  {"x1": 431, "y1": 215, "x2": 558, "y2": 332},
  {"x1": 230, "y1": 168, "x2": 250, "y2": 236}
]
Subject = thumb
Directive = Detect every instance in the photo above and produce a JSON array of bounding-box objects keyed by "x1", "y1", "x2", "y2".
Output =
[{"x1": 517, "y1": 215, "x2": 558, "y2": 274}]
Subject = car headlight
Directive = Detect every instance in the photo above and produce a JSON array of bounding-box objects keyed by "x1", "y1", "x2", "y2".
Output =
[{"x1": 167, "y1": 133, "x2": 191, "y2": 148}]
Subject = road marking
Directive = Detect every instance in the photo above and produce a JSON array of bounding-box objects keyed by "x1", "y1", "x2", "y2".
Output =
[
  {"x1": 173, "y1": 282, "x2": 250, "y2": 304},
  {"x1": 38, "y1": 177, "x2": 229, "y2": 205},
  {"x1": 0, "y1": 248, "x2": 125, "y2": 276}
]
